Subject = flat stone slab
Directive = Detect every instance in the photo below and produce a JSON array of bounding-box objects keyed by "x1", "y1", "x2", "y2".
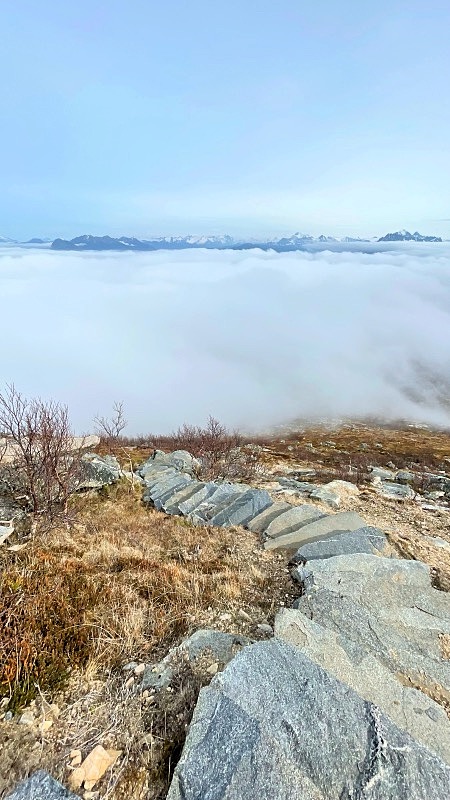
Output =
[
  {"x1": 209, "y1": 489, "x2": 272, "y2": 528},
  {"x1": 163, "y1": 482, "x2": 206, "y2": 514},
  {"x1": 290, "y1": 526, "x2": 390, "y2": 564},
  {"x1": 188, "y1": 483, "x2": 249, "y2": 525},
  {"x1": 264, "y1": 510, "x2": 367, "y2": 552},
  {"x1": 153, "y1": 476, "x2": 193, "y2": 509},
  {"x1": 247, "y1": 502, "x2": 292, "y2": 534},
  {"x1": 309, "y1": 486, "x2": 340, "y2": 508},
  {"x1": 295, "y1": 553, "x2": 450, "y2": 701},
  {"x1": 167, "y1": 639, "x2": 450, "y2": 800},
  {"x1": 5, "y1": 771, "x2": 78, "y2": 799},
  {"x1": 144, "y1": 474, "x2": 192, "y2": 505},
  {"x1": 178, "y1": 483, "x2": 219, "y2": 516},
  {"x1": 275, "y1": 608, "x2": 450, "y2": 764},
  {"x1": 264, "y1": 504, "x2": 326, "y2": 540}
]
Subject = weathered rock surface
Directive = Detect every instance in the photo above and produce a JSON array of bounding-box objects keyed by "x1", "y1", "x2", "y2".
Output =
[
  {"x1": 142, "y1": 629, "x2": 250, "y2": 691},
  {"x1": 290, "y1": 526, "x2": 390, "y2": 564},
  {"x1": 264, "y1": 504, "x2": 325, "y2": 539},
  {"x1": 275, "y1": 608, "x2": 450, "y2": 763},
  {"x1": 264, "y1": 510, "x2": 367, "y2": 552},
  {"x1": 167, "y1": 638, "x2": 450, "y2": 800},
  {"x1": 188, "y1": 483, "x2": 249, "y2": 525},
  {"x1": 139, "y1": 449, "x2": 201, "y2": 478},
  {"x1": 246, "y1": 502, "x2": 292, "y2": 533},
  {"x1": 376, "y1": 481, "x2": 415, "y2": 500},
  {"x1": 76, "y1": 453, "x2": 121, "y2": 490},
  {"x1": 177, "y1": 483, "x2": 219, "y2": 516},
  {"x1": 295, "y1": 553, "x2": 450, "y2": 699},
  {"x1": 162, "y1": 482, "x2": 206, "y2": 514},
  {"x1": 5, "y1": 770, "x2": 78, "y2": 799},
  {"x1": 209, "y1": 489, "x2": 272, "y2": 528}
]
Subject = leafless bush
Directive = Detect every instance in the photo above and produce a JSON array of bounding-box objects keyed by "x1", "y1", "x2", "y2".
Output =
[
  {"x1": 170, "y1": 416, "x2": 260, "y2": 481},
  {"x1": 95, "y1": 401, "x2": 128, "y2": 447},
  {"x1": 0, "y1": 384, "x2": 80, "y2": 517}
]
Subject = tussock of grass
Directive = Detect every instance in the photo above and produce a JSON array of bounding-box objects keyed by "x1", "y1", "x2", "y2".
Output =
[{"x1": 0, "y1": 483, "x2": 286, "y2": 712}]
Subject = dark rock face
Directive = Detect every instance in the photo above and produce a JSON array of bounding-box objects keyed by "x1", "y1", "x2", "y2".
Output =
[
  {"x1": 5, "y1": 771, "x2": 78, "y2": 799},
  {"x1": 76, "y1": 453, "x2": 121, "y2": 490},
  {"x1": 167, "y1": 639, "x2": 450, "y2": 800}
]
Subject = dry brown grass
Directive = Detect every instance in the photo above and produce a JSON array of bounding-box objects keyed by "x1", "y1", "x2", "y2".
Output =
[{"x1": 0, "y1": 481, "x2": 297, "y2": 798}]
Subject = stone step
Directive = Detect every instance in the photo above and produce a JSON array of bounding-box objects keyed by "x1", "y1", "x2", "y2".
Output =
[
  {"x1": 163, "y1": 482, "x2": 206, "y2": 515},
  {"x1": 247, "y1": 502, "x2": 293, "y2": 534},
  {"x1": 209, "y1": 489, "x2": 273, "y2": 528},
  {"x1": 143, "y1": 475, "x2": 192, "y2": 505},
  {"x1": 264, "y1": 504, "x2": 327, "y2": 540},
  {"x1": 188, "y1": 483, "x2": 249, "y2": 525},
  {"x1": 264, "y1": 510, "x2": 367, "y2": 552},
  {"x1": 152, "y1": 476, "x2": 193, "y2": 509},
  {"x1": 178, "y1": 483, "x2": 219, "y2": 516},
  {"x1": 290, "y1": 526, "x2": 390, "y2": 564}
]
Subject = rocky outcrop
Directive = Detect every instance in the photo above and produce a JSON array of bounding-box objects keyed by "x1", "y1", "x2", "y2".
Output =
[
  {"x1": 75, "y1": 453, "x2": 122, "y2": 490},
  {"x1": 167, "y1": 639, "x2": 450, "y2": 800}
]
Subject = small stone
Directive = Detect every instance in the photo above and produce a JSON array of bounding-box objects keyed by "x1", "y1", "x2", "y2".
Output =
[
  {"x1": 125, "y1": 676, "x2": 135, "y2": 689},
  {"x1": 68, "y1": 745, "x2": 121, "y2": 791},
  {"x1": 19, "y1": 711, "x2": 35, "y2": 725},
  {"x1": 4, "y1": 710, "x2": 13, "y2": 721},
  {"x1": 206, "y1": 663, "x2": 219, "y2": 676},
  {"x1": 122, "y1": 661, "x2": 139, "y2": 672},
  {"x1": 219, "y1": 613, "x2": 232, "y2": 621},
  {"x1": 142, "y1": 690, "x2": 149, "y2": 699},
  {"x1": 70, "y1": 749, "x2": 82, "y2": 766},
  {"x1": 39, "y1": 719, "x2": 53, "y2": 733},
  {"x1": 238, "y1": 609, "x2": 252, "y2": 622},
  {"x1": 134, "y1": 663, "x2": 146, "y2": 676},
  {"x1": 257, "y1": 623, "x2": 273, "y2": 635}
]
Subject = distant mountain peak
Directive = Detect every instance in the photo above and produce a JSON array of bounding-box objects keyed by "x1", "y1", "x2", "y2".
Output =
[{"x1": 378, "y1": 230, "x2": 442, "y2": 242}]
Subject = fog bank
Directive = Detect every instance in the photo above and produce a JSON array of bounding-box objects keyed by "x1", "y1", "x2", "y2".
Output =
[{"x1": 0, "y1": 245, "x2": 449, "y2": 433}]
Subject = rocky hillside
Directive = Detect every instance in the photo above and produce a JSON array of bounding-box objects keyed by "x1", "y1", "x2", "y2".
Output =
[{"x1": 2, "y1": 423, "x2": 450, "y2": 799}]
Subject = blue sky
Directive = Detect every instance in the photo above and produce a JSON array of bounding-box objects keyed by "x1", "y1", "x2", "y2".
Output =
[{"x1": 1, "y1": 1, "x2": 449, "y2": 240}]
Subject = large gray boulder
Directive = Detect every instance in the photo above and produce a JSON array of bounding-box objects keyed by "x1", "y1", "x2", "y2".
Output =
[
  {"x1": 76, "y1": 453, "x2": 121, "y2": 490},
  {"x1": 295, "y1": 554, "x2": 450, "y2": 700},
  {"x1": 275, "y1": 608, "x2": 450, "y2": 763},
  {"x1": 143, "y1": 474, "x2": 192, "y2": 507},
  {"x1": 264, "y1": 510, "x2": 367, "y2": 552},
  {"x1": 265, "y1": 504, "x2": 326, "y2": 540},
  {"x1": 139, "y1": 450, "x2": 201, "y2": 478},
  {"x1": 5, "y1": 771, "x2": 78, "y2": 799},
  {"x1": 290, "y1": 526, "x2": 390, "y2": 564},
  {"x1": 167, "y1": 639, "x2": 450, "y2": 800},
  {"x1": 209, "y1": 489, "x2": 272, "y2": 528}
]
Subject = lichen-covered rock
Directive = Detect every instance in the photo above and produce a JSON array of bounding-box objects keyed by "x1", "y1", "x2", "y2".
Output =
[{"x1": 290, "y1": 526, "x2": 390, "y2": 564}]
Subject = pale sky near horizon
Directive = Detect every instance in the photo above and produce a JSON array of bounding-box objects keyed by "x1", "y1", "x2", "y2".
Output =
[{"x1": 1, "y1": 1, "x2": 449, "y2": 240}]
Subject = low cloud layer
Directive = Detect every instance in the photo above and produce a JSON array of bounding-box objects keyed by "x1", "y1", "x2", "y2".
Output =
[{"x1": 0, "y1": 244, "x2": 449, "y2": 433}]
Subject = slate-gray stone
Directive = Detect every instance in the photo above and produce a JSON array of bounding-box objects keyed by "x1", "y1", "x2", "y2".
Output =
[
  {"x1": 247, "y1": 502, "x2": 292, "y2": 534},
  {"x1": 5, "y1": 771, "x2": 78, "y2": 800},
  {"x1": 141, "y1": 629, "x2": 250, "y2": 692},
  {"x1": 264, "y1": 510, "x2": 367, "y2": 552},
  {"x1": 178, "y1": 483, "x2": 219, "y2": 516},
  {"x1": 290, "y1": 526, "x2": 390, "y2": 564},
  {"x1": 76, "y1": 453, "x2": 121, "y2": 490},
  {"x1": 188, "y1": 483, "x2": 249, "y2": 525},
  {"x1": 264, "y1": 504, "x2": 326, "y2": 540},
  {"x1": 162, "y1": 482, "x2": 206, "y2": 514},
  {"x1": 377, "y1": 481, "x2": 415, "y2": 500},
  {"x1": 295, "y1": 553, "x2": 450, "y2": 699},
  {"x1": 167, "y1": 639, "x2": 450, "y2": 800},
  {"x1": 274, "y1": 608, "x2": 450, "y2": 763},
  {"x1": 209, "y1": 489, "x2": 272, "y2": 528}
]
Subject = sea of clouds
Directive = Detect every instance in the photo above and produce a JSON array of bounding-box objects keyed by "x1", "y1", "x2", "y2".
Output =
[{"x1": 0, "y1": 244, "x2": 449, "y2": 434}]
